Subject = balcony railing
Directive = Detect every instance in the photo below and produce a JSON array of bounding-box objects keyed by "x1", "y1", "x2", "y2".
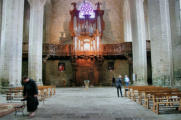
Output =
[{"x1": 23, "y1": 41, "x2": 150, "y2": 57}]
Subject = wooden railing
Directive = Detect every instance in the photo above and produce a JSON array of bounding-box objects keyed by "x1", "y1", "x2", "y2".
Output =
[
  {"x1": 102, "y1": 42, "x2": 132, "y2": 56},
  {"x1": 23, "y1": 41, "x2": 150, "y2": 57}
]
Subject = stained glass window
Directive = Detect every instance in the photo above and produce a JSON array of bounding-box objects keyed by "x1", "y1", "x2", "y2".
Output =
[{"x1": 79, "y1": 1, "x2": 95, "y2": 19}]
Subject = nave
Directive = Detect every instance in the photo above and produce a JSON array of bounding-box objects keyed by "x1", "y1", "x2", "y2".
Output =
[{"x1": 1, "y1": 88, "x2": 181, "y2": 120}]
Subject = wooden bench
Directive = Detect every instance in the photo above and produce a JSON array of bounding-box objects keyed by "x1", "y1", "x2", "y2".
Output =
[
  {"x1": 125, "y1": 85, "x2": 181, "y2": 114},
  {"x1": 125, "y1": 86, "x2": 159, "y2": 102},
  {"x1": 142, "y1": 88, "x2": 180, "y2": 109},
  {"x1": 4, "y1": 88, "x2": 25, "y2": 115},
  {"x1": 136, "y1": 87, "x2": 171, "y2": 105},
  {"x1": 124, "y1": 86, "x2": 155, "y2": 98},
  {"x1": 6, "y1": 87, "x2": 24, "y2": 103},
  {"x1": 5, "y1": 85, "x2": 56, "y2": 102},
  {"x1": 4, "y1": 85, "x2": 56, "y2": 115},
  {"x1": 152, "y1": 93, "x2": 181, "y2": 114},
  {"x1": 0, "y1": 103, "x2": 25, "y2": 117},
  {"x1": 38, "y1": 85, "x2": 56, "y2": 99}
]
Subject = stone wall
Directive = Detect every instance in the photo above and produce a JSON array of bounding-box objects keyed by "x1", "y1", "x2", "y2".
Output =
[
  {"x1": 44, "y1": 60, "x2": 73, "y2": 87},
  {"x1": 46, "y1": 0, "x2": 124, "y2": 44},
  {"x1": 100, "y1": 59, "x2": 129, "y2": 85},
  {"x1": 42, "y1": 59, "x2": 129, "y2": 86}
]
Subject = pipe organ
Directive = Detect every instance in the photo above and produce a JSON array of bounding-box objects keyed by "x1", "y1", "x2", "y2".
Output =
[{"x1": 70, "y1": 1, "x2": 104, "y2": 56}]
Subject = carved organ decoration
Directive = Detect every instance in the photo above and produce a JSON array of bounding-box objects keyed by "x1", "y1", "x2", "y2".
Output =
[{"x1": 70, "y1": 1, "x2": 105, "y2": 56}]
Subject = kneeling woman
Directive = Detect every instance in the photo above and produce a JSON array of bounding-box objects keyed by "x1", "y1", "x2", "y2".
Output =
[{"x1": 22, "y1": 76, "x2": 39, "y2": 117}]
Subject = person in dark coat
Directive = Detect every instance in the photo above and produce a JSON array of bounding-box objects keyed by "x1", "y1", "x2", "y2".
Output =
[
  {"x1": 112, "y1": 76, "x2": 115, "y2": 87},
  {"x1": 22, "y1": 76, "x2": 39, "y2": 117},
  {"x1": 115, "y1": 75, "x2": 123, "y2": 97}
]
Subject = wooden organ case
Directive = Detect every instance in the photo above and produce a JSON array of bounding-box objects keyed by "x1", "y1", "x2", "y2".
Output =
[
  {"x1": 69, "y1": 1, "x2": 105, "y2": 86},
  {"x1": 70, "y1": 1, "x2": 105, "y2": 56}
]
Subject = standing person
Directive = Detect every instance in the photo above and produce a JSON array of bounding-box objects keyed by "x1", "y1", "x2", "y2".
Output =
[
  {"x1": 115, "y1": 75, "x2": 123, "y2": 97},
  {"x1": 22, "y1": 76, "x2": 39, "y2": 117},
  {"x1": 124, "y1": 75, "x2": 130, "y2": 87},
  {"x1": 112, "y1": 76, "x2": 115, "y2": 87}
]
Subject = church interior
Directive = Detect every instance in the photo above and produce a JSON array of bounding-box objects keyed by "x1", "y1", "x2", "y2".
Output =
[
  {"x1": 1, "y1": 0, "x2": 180, "y2": 88},
  {"x1": 0, "y1": 0, "x2": 181, "y2": 119}
]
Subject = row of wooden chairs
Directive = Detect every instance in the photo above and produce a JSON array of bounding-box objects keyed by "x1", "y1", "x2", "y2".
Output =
[
  {"x1": 38, "y1": 86, "x2": 56, "y2": 103},
  {"x1": 6, "y1": 85, "x2": 56, "y2": 103},
  {"x1": 124, "y1": 86, "x2": 181, "y2": 114},
  {"x1": 5, "y1": 85, "x2": 56, "y2": 115}
]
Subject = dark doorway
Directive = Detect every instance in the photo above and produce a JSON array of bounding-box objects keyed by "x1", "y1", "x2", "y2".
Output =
[
  {"x1": 75, "y1": 58, "x2": 99, "y2": 86},
  {"x1": 147, "y1": 52, "x2": 152, "y2": 85}
]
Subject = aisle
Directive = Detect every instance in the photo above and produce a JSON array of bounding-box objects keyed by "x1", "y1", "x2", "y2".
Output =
[{"x1": 1, "y1": 87, "x2": 181, "y2": 120}]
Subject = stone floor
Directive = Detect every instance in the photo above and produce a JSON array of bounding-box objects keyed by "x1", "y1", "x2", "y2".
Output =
[{"x1": 0, "y1": 87, "x2": 181, "y2": 120}]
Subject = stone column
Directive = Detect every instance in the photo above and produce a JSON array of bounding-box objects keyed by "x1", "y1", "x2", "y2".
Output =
[
  {"x1": 130, "y1": 0, "x2": 148, "y2": 85},
  {"x1": 0, "y1": 0, "x2": 2, "y2": 88},
  {"x1": 144, "y1": 0, "x2": 151, "y2": 40},
  {"x1": 123, "y1": 0, "x2": 132, "y2": 42},
  {"x1": 169, "y1": 0, "x2": 181, "y2": 87},
  {"x1": 28, "y1": 0, "x2": 46, "y2": 84},
  {"x1": 0, "y1": 0, "x2": 2, "y2": 49},
  {"x1": 148, "y1": 0, "x2": 173, "y2": 86},
  {"x1": 0, "y1": 0, "x2": 24, "y2": 87},
  {"x1": 44, "y1": 0, "x2": 52, "y2": 44},
  {"x1": 180, "y1": 0, "x2": 181, "y2": 20}
]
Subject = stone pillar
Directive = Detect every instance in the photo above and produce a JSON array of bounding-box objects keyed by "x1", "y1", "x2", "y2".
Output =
[
  {"x1": 180, "y1": 0, "x2": 181, "y2": 20},
  {"x1": 144, "y1": 0, "x2": 151, "y2": 40},
  {"x1": 148, "y1": 0, "x2": 173, "y2": 86},
  {"x1": 123, "y1": 0, "x2": 132, "y2": 42},
  {"x1": 169, "y1": 0, "x2": 181, "y2": 87},
  {"x1": 130, "y1": 0, "x2": 147, "y2": 85},
  {"x1": 0, "y1": 0, "x2": 2, "y2": 88},
  {"x1": 0, "y1": 0, "x2": 2, "y2": 49},
  {"x1": 28, "y1": 0, "x2": 46, "y2": 84},
  {"x1": 0, "y1": 0, "x2": 24, "y2": 87},
  {"x1": 44, "y1": 0, "x2": 52, "y2": 44}
]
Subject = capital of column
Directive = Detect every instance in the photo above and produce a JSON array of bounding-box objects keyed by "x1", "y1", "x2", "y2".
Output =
[{"x1": 28, "y1": 0, "x2": 47, "y2": 7}]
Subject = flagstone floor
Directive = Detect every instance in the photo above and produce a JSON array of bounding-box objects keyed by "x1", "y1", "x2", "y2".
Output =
[{"x1": 1, "y1": 87, "x2": 181, "y2": 120}]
